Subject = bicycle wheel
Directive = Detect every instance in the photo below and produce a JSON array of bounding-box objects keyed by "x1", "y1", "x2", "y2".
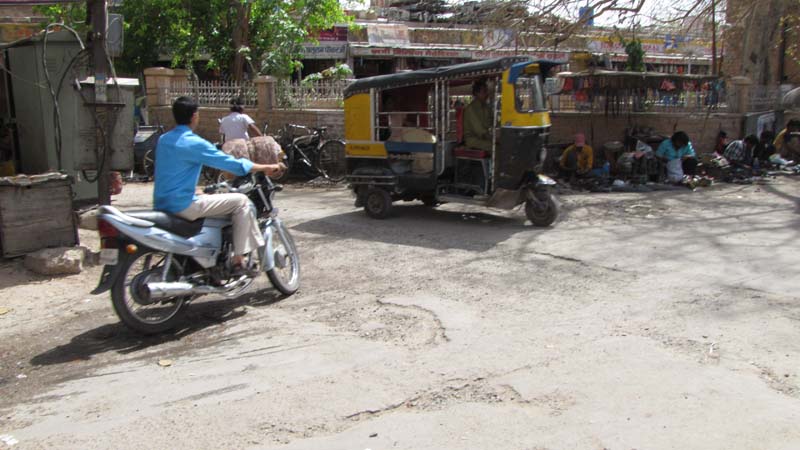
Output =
[
  {"x1": 317, "y1": 140, "x2": 347, "y2": 182},
  {"x1": 142, "y1": 149, "x2": 155, "y2": 180}
]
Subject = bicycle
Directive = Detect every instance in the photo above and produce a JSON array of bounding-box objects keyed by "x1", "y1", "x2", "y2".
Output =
[{"x1": 266, "y1": 123, "x2": 346, "y2": 183}]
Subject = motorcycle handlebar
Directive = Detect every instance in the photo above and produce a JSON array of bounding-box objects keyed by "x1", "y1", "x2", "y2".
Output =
[{"x1": 203, "y1": 173, "x2": 280, "y2": 195}]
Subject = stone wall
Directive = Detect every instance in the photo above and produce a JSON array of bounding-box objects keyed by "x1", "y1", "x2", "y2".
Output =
[
  {"x1": 143, "y1": 67, "x2": 760, "y2": 155},
  {"x1": 150, "y1": 104, "x2": 749, "y2": 155},
  {"x1": 261, "y1": 109, "x2": 344, "y2": 139},
  {"x1": 149, "y1": 106, "x2": 229, "y2": 142}
]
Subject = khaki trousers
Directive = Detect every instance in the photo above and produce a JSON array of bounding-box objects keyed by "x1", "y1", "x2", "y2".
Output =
[{"x1": 176, "y1": 193, "x2": 265, "y2": 256}]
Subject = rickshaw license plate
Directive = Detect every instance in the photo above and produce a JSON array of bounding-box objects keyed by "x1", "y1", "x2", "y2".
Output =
[{"x1": 99, "y1": 249, "x2": 119, "y2": 265}]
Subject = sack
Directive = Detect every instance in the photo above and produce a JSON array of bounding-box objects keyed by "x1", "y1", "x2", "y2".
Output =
[
  {"x1": 221, "y1": 136, "x2": 284, "y2": 165},
  {"x1": 221, "y1": 139, "x2": 250, "y2": 159},
  {"x1": 249, "y1": 136, "x2": 283, "y2": 165}
]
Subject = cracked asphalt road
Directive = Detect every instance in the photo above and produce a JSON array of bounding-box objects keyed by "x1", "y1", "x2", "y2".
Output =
[{"x1": 1, "y1": 178, "x2": 800, "y2": 449}]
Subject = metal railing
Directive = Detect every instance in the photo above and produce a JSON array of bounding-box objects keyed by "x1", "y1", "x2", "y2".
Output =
[
  {"x1": 168, "y1": 80, "x2": 258, "y2": 107},
  {"x1": 548, "y1": 89, "x2": 731, "y2": 114},
  {"x1": 276, "y1": 79, "x2": 351, "y2": 109}
]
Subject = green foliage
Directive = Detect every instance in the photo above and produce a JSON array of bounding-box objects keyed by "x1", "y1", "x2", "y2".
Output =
[
  {"x1": 37, "y1": 0, "x2": 349, "y2": 78},
  {"x1": 301, "y1": 63, "x2": 352, "y2": 85},
  {"x1": 619, "y1": 36, "x2": 645, "y2": 72}
]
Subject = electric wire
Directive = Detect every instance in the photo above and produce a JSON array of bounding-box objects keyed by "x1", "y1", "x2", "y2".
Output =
[
  {"x1": 42, "y1": 23, "x2": 85, "y2": 172},
  {"x1": 40, "y1": 21, "x2": 124, "y2": 185}
]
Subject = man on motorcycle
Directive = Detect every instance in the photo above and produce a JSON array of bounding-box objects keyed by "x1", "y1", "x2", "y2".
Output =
[{"x1": 154, "y1": 96, "x2": 284, "y2": 274}]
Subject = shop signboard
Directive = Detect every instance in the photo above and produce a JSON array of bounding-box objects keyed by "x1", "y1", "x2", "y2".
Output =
[
  {"x1": 587, "y1": 36, "x2": 713, "y2": 57},
  {"x1": 0, "y1": 23, "x2": 40, "y2": 43},
  {"x1": 314, "y1": 26, "x2": 348, "y2": 42},
  {"x1": 352, "y1": 46, "x2": 471, "y2": 59},
  {"x1": 0, "y1": 0, "x2": 79, "y2": 3},
  {"x1": 367, "y1": 24, "x2": 410, "y2": 46},
  {"x1": 483, "y1": 29, "x2": 514, "y2": 49},
  {"x1": 579, "y1": 6, "x2": 595, "y2": 26},
  {"x1": 302, "y1": 42, "x2": 347, "y2": 59}
]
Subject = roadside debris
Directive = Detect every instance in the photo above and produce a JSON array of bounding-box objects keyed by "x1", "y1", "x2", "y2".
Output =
[
  {"x1": 0, "y1": 434, "x2": 19, "y2": 447},
  {"x1": 158, "y1": 359, "x2": 174, "y2": 368},
  {"x1": 78, "y1": 209, "x2": 99, "y2": 231},
  {"x1": 24, "y1": 247, "x2": 86, "y2": 276},
  {"x1": 0, "y1": 307, "x2": 10, "y2": 316},
  {"x1": 23, "y1": 246, "x2": 100, "y2": 276}
]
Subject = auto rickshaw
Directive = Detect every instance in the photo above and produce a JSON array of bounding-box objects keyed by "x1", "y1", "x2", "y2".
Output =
[{"x1": 343, "y1": 57, "x2": 562, "y2": 226}]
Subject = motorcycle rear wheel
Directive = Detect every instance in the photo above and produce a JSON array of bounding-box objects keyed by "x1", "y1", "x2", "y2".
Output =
[
  {"x1": 265, "y1": 222, "x2": 300, "y2": 295},
  {"x1": 111, "y1": 250, "x2": 189, "y2": 335}
]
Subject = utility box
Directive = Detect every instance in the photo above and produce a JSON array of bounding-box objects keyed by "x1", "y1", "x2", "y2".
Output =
[{"x1": 7, "y1": 30, "x2": 136, "y2": 201}]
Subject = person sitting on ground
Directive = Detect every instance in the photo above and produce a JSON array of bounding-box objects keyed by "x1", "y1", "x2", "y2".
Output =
[
  {"x1": 559, "y1": 133, "x2": 594, "y2": 181},
  {"x1": 219, "y1": 97, "x2": 262, "y2": 142},
  {"x1": 755, "y1": 130, "x2": 776, "y2": 162},
  {"x1": 774, "y1": 119, "x2": 800, "y2": 157},
  {"x1": 714, "y1": 131, "x2": 729, "y2": 156},
  {"x1": 656, "y1": 131, "x2": 698, "y2": 183},
  {"x1": 155, "y1": 96, "x2": 284, "y2": 275},
  {"x1": 723, "y1": 135, "x2": 758, "y2": 169},
  {"x1": 463, "y1": 79, "x2": 493, "y2": 152}
]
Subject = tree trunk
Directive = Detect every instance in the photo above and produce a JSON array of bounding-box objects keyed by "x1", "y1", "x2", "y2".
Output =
[
  {"x1": 737, "y1": 0, "x2": 787, "y2": 85},
  {"x1": 231, "y1": 1, "x2": 251, "y2": 82}
]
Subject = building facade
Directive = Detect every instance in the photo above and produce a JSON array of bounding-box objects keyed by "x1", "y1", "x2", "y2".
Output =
[{"x1": 300, "y1": 17, "x2": 715, "y2": 79}]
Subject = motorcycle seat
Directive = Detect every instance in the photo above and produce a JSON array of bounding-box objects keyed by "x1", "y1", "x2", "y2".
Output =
[{"x1": 126, "y1": 211, "x2": 205, "y2": 238}]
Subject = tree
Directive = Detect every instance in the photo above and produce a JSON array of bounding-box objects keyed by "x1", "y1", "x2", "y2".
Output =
[
  {"x1": 38, "y1": 0, "x2": 349, "y2": 80},
  {"x1": 620, "y1": 36, "x2": 645, "y2": 71}
]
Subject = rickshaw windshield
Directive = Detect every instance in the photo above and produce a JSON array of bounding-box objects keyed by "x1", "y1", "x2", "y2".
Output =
[{"x1": 514, "y1": 75, "x2": 546, "y2": 113}]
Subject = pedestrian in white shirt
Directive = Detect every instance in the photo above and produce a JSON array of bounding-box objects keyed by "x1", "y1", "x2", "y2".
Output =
[{"x1": 219, "y1": 97, "x2": 262, "y2": 142}]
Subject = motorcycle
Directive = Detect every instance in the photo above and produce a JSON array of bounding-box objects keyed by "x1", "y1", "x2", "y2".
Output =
[{"x1": 91, "y1": 172, "x2": 300, "y2": 334}]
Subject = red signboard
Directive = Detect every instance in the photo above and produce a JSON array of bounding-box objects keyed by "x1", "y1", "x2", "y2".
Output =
[
  {"x1": 312, "y1": 26, "x2": 348, "y2": 42},
  {"x1": 0, "y1": 0, "x2": 81, "y2": 3}
]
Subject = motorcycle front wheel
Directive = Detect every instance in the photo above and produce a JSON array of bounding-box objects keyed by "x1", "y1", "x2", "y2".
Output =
[
  {"x1": 265, "y1": 221, "x2": 300, "y2": 295},
  {"x1": 111, "y1": 250, "x2": 189, "y2": 334}
]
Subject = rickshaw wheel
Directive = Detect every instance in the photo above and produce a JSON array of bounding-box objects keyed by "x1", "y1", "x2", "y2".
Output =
[
  {"x1": 364, "y1": 188, "x2": 393, "y2": 219},
  {"x1": 525, "y1": 191, "x2": 560, "y2": 227}
]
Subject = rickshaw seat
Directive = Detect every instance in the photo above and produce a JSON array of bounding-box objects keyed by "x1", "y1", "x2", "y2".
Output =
[{"x1": 454, "y1": 148, "x2": 490, "y2": 159}]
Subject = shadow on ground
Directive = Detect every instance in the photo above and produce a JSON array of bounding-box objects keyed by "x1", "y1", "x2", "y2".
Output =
[
  {"x1": 293, "y1": 203, "x2": 538, "y2": 252},
  {"x1": 29, "y1": 288, "x2": 285, "y2": 368}
]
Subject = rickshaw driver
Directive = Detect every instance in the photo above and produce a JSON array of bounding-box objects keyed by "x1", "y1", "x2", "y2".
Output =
[{"x1": 463, "y1": 79, "x2": 494, "y2": 151}]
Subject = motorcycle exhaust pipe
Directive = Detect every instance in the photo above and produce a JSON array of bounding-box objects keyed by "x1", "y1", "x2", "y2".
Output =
[{"x1": 147, "y1": 277, "x2": 251, "y2": 300}]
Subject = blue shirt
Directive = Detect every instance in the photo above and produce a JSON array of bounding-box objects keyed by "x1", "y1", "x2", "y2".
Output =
[
  {"x1": 153, "y1": 125, "x2": 253, "y2": 213},
  {"x1": 656, "y1": 139, "x2": 696, "y2": 161}
]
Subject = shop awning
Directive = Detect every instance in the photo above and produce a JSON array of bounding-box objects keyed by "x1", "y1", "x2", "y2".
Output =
[{"x1": 345, "y1": 57, "x2": 564, "y2": 97}]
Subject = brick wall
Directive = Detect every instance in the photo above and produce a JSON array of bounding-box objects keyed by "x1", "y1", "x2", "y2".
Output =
[
  {"x1": 149, "y1": 106, "x2": 345, "y2": 142},
  {"x1": 550, "y1": 112, "x2": 745, "y2": 153},
  {"x1": 260, "y1": 109, "x2": 344, "y2": 139}
]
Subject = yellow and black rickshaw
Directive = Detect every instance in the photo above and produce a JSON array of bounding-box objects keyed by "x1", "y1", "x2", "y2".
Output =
[{"x1": 344, "y1": 57, "x2": 561, "y2": 226}]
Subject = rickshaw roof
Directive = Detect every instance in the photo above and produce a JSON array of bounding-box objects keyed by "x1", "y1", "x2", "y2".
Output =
[{"x1": 344, "y1": 57, "x2": 564, "y2": 98}]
